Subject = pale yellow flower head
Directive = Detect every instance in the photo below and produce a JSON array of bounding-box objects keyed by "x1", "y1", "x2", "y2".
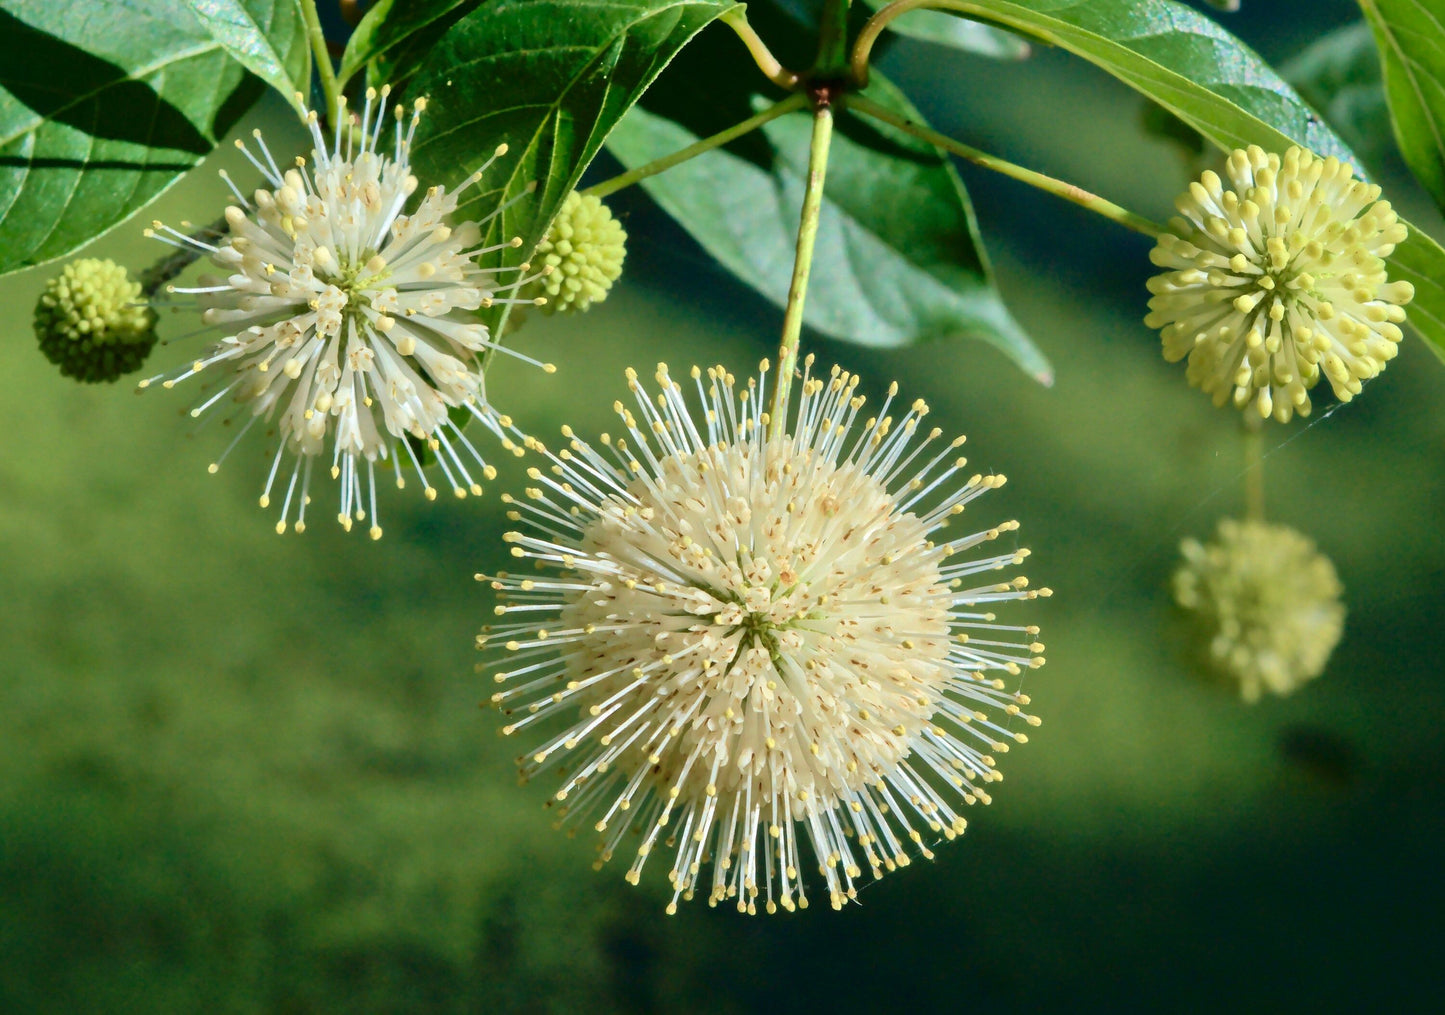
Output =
[
  {"x1": 1146, "y1": 146, "x2": 1412, "y2": 422},
  {"x1": 35, "y1": 258, "x2": 157, "y2": 383},
  {"x1": 1174, "y1": 518, "x2": 1344, "y2": 702},
  {"x1": 140, "y1": 90, "x2": 545, "y2": 536},
  {"x1": 480, "y1": 360, "x2": 1047, "y2": 914},
  {"x1": 533, "y1": 191, "x2": 627, "y2": 312}
]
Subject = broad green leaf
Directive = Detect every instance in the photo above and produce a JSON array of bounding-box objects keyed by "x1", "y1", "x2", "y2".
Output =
[
  {"x1": 0, "y1": 1, "x2": 260, "y2": 277},
  {"x1": 1282, "y1": 21, "x2": 1394, "y2": 174},
  {"x1": 408, "y1": 0, "x2": 738, "y2": 335},
  {"x1": 606, "y1": 71, "x2": 1052, "y2": 381},
  {"x1": 1360, "y1": 0, "x2": 1445, "y2": 211},
  {"x1": 179, "y1": 0, "x2": 310, "y2": 107},
  {"x1": 940, "y1": 0, "x2": 1359, "y2": 162},
  {"x1": 337, "y1": 0, "x2": 480, "y2": 88},
  {"x1": 859, "y1": 0, "x2": 1030, "y2": 59},
  {"x1": 1391, "y1": 227, "x2": 1445, "y2": 362}
]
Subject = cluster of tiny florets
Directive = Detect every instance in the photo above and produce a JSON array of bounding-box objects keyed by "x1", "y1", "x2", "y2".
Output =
[
  {"x1": 1147, "y1": 146, "x2": 1413, "y2": 422},
  {"x1": 479, "y1": 359, "x2": 1046, "y2": 914},
  {"x1": 141, "y1": 88, "x2": 551, "y2": 537},
  {"x1": 532, "y1": 191, "x2": 627, "y2": 313},
  {"x1": 35, "y1": 258, "x2": 157, "y2": 383},
  {"x1": 1174, "y1": 517, "x2": 1344, "y2": 702}
]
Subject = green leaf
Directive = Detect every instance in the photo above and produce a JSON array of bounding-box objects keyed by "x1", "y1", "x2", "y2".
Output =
[
  {"x1": 859, "y1": 0, "x2": 1030, "y2": 59},
  {"x1": 1281, "y1": 21, "x2": 1393, "y2": 174},
  {"x1": 1359, "y1": 0, "x2": 1445, "y2": 211},
  {"x1": 178, "y1": 0, "x2": 310, "y2": 106},
  {"x1": 337, "y1": 0, "x2": 480, "y2": 89},
  {"x1": 0, "y1": 0, "x2": 260, "y2": 277},
  {"x1": 407, "y1": 0, "x2": 738, "y2": 334},
  {"x1": 605, "y1": 70, "x2": 1051, "y2": 381},
  {"x1": 933, "y1": 1, "x2": 1359, "y2": 163},
  {"x1": 1391, "y1": 226, "x2": 1445, "y2": 362}
]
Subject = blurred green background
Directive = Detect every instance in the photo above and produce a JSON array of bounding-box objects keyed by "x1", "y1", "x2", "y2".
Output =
[{"x1": 3, "y1": 2, "x2": 1444, "y2": 1011}]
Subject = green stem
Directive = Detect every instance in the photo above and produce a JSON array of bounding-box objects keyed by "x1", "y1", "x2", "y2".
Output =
[
  {"x1": 845, "y1": 94, "x2": 1163, "y2": 238},
  {"x1": 815, "y1": 0, "x2": 854, "y2": 75},
  {"x1": 770, "y1": 102, "x2": 835, "y2": 436},
  {"x1": 853, "y1": 0, "x2": 1013, "y2": 86},
  {"x1": 1243, "y1": 419, "x2": 1265, "y2": 522},
  {"x1": 583, "y1": 93, "x2": 809, "y2": 200},
  {"x1": 720, "y1": 8, "x2": 802, "y2": 89},
  {"x1": 299, "y1": 0, "x2": 342, "y2": 126}
]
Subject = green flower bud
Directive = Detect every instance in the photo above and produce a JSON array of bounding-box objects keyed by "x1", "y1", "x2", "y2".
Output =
[
  {"x1": 533, "y1": 192, "x2": 627, "y2": 313},
  {"x1": 1174, "y1": 518, "x2": 1344, "y2": 703},
  {"x1": 34, "y1": 258, "x2": 157, "y2": 383}
]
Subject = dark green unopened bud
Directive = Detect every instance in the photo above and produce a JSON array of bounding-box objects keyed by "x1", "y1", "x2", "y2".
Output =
[
  {"x1": 533, "y1": 192, "x2": 627, "y2": 313},
  {"x1": 35, "y1": 258, "x2": 157, "y2": 383}
]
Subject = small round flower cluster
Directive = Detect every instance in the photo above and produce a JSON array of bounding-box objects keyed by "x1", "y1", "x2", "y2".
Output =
[
  {"x1": 1174, "y1": 517, "x2": 1344, "y2": 702},
  {"x1": 35, "y1": 258, "x2": 157, "y2": 383},
  {"x1": 479, "y1": 359, "x2": 1046, "y2": 913},
  {"x1": 1147, "y1": 146, "x2": 1413, "y2": 422},
  {"x1": 532, "y1": 191, "x2": 627, "y2": 313},
  {"x1": 143, "y1": 88, "x2": 551, "y2": 536}
]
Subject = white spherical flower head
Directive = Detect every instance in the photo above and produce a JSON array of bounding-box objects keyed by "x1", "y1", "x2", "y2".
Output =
[
  {"x1": 143, "y1": 88, "x2": 554, "y2": 537},
  {"x1": 479, "y1": 359, "x2": 1047, "y2": 914},
  {"x1": 1146, "y1": 145, "x2": 1413, "y2": 422},
  {"x1": 1174, "y1": 518, "x2": 1345, "y2": 703}
]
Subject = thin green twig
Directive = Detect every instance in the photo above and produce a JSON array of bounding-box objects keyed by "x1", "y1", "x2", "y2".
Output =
[
  {"x1": 583, "y1": 93, "x2": 809, "y2": 200},
  {"x1": 844, "y1": 94, "x2": 1163, "y2": 238},
  {"x1": 720, "y1": 8, "x2": 802, "y2": 89}
]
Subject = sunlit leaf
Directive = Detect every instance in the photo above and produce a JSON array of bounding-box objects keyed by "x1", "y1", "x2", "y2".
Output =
[
  {"x1": 178, "y1": 0, "x2": 310, "y2": 107},
  {"x1": 1359, "y1": 0, "x2": 1445, "y2": 211},
  {"x1": 0, "y1": 0, "x2": 260, "y2": 277},
  {"x1": 337, "y1": 0, "x2": 481, "y2": 88}
]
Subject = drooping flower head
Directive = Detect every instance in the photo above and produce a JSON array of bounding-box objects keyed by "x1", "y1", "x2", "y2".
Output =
[
  {"x1": 531, "y1": 190, "x2": 627, "y2": 313},
  {"x1": 35, "y1": 258, "x2": 157, "y2": 383},
  {"x1": 1174, "y1": 517, "x2": 1344, "y2": 702},
  {"x1": 142, "y1": 88, "x2": 553, "y2": 537},
  {"x1": 1146, "y1": 146, "x2": 1413, "y2": 422},
  {"x1": 479, "y1": 359, "x2": 1047, "y2": 913}
]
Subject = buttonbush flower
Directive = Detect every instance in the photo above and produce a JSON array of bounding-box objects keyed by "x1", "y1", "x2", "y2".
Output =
[
  {"x1": 479, "y1": 359, "x2": 1047, "y2": 914},
  {"x1": 1174, "y1": 517, "x2": 1344, "y2": 702},
  {"x1": 532, "y1": 191, "x2": 627, "y2": 313},
  {"x1": 142, "y1": 88, "x2": 552, "y2": 537},
  {"x1": 35, "y1": 258, "x2": 157, "y2": 383},
  {"x1": 1146, "y1": 146, "x2": 1413, "y2": 422}
]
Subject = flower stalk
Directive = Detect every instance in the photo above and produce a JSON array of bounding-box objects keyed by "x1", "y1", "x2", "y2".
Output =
[
  {"x1": 1243, "y1": 419, "x2": 1265, "y2": 523},
  {"x1": 771, "y1": 96, "x2": 836, "y2": 435},
  {"x1": 299, "y1": 0, "x2": 342, "y2": 126}
]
